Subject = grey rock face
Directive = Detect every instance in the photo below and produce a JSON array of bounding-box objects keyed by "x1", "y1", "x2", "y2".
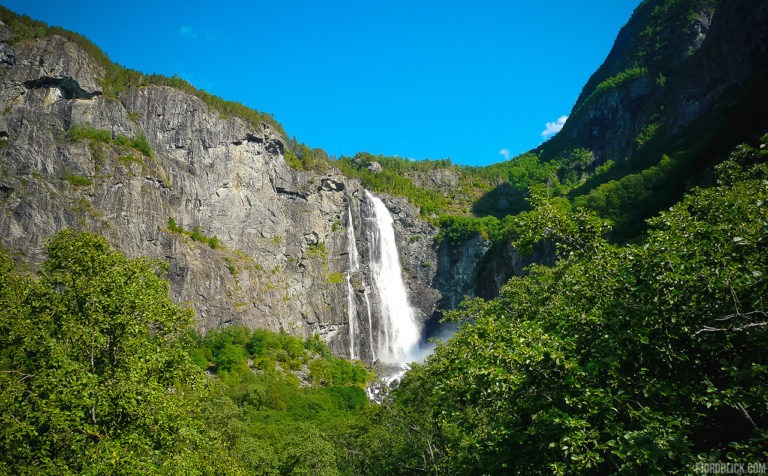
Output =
[
  {"x1": 366, "y1": 161, "x2": 382, "y2": 173},
  {"x1": 0, "y1": 30, "x2": 446, "y2": 360},
  {"x1": 434, "y1": 235, "x2": 490, "y2": 310},
  {"x1": 549, "y1": 0, "x2": 768, "y2": 165}
]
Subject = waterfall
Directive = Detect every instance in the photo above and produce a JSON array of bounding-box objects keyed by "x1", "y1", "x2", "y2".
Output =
[
  {"x1": 346, "y1": 205, "x2": 375, "y2": 361},
  {"x1": 346, "y1": 207, "x2": 358, "y2": 360},
  {"x1": 364, "y1": 190, "x2": 420, "y2": 364},
  {"x1": 364, "y1": 280, "x2": 376, "y2": 363}
]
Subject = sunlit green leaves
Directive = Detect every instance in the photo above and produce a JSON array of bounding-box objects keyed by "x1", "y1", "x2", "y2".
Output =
[
  {"x1": 369, "y1": 141, "x2": 768, "y2": 474},
  {"x1": 0, "y1": 230, "x2": 236, "y2": 474}
]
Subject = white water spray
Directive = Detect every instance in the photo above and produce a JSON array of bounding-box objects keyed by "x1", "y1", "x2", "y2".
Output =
[
  {"x1": 346, "y1": 205, "x2": 375, "y2": 361},
  {"x1": 364, "y1": 191, "x2": 420, "y2": 364},
  {"x1": 346, "y1": 222, "x2": 358, "y2": 360}
]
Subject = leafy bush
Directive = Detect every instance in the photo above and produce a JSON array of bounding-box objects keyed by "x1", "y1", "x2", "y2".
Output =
[
  {"x1": 67, "y1": 124, "x2": 112, "y2": 142},
  {"x1": 213, "y1": 343, "x2": 249, "y2": 373},
  {"x1": 0, "y1": 230, "x2": 236, "y2": 473},
  {"x1": 593, "y1": 65, "x2": 648, "y2": 95},
  {"x1": 131, "y1": 133, "x2": 153, "y2": 158}
]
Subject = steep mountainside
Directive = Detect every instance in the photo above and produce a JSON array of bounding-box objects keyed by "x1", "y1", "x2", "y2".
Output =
[
  {"x1": 551, "y1": 0, "x2": 768, "y2": 163},
  {"x1": 0, "y1": 18, "x2": 442, "y2": 358},
  {"x1": 408, "y1": 0, "x2": 768, "y2": 301},
  {"x1": 538, "y1": 0, "x2": 768, "y2": 233},
  {"x1": 0, "y1": 0, "x2": 766, "y2": 357}
]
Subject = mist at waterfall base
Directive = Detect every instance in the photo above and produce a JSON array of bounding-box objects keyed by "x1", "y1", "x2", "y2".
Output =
[
  {"x1": 412, "y1": 320, "x2": 461, "y2": 363},
  {"x1": 347, "y1": 191, "x2": 461, "y2": 392}
]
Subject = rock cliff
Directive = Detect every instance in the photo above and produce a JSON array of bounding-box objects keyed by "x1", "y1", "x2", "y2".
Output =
[
  {"x1": 541, "y1": 0, "x2": 768, "y2": 165},
  {"x1": 0, "y1": 25, "x2": 442, "y2": 359},
  {"x1": 4, "y1": 0, "x2": 765, "y2": 361}
]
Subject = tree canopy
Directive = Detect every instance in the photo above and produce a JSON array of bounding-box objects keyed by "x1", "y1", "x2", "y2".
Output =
[
  {"x1": 0, "y1": 230, "x2": 236, "y2": 474},
  {"x1": 355, "y1": 138, "x2": 768, "y2": 474}
]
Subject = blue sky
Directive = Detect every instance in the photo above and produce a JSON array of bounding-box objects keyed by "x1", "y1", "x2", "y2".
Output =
[{"x1": 5, "y1": 1, "x2": 641, "y2": 166}]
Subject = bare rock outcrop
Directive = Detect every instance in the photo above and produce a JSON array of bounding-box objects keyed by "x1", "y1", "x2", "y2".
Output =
[{"x1": 0, "y1": 27, "x2": 447, "y2": 359}]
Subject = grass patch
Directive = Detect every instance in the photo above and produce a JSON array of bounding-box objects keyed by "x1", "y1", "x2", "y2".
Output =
[
  {"x1": 67, "y1": 124, "x2": 154, "y2": 158},
  {"x1": 64, "y1": 174, "x2": 92, "y2": 186},
  {"x1": 307, "y1": 241, "x2": 328, "y2": 263},
  {"x1": 168, "y1": 217, "x2": 221, "y2": 249}
]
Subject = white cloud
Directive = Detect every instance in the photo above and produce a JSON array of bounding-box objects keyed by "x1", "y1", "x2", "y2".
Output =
[
  {"x1": 541, "y1": 115, "x2": 568, "y2": 138},
  {"x1": 178, "y1": 26, "x2": 217, "y2": 41},
  {"x1": 179, "y1": 26, "x2": 197, "y2": 38},
  {"x1": 499, "y1": 148, "x2": 511, "y2": 160}
]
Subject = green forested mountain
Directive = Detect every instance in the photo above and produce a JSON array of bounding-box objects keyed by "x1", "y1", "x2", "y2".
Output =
[
  {"x1": 1, "y1": 0, "x2": 767, "y2": 474},
  {"x1": 366, "y1": 136, "x2": 768, "y2": 473}
]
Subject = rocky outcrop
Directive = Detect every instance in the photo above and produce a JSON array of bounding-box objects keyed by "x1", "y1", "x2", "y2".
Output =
[
  {"x1": 542, "y1": 0, "x2": 768, "y2": 165},
  {"x1": 432, "y1": 236, "x2": 555, "y2": 314},
  {"x1": 0, "y1": 27, "x2": 446, "y2": 359},
  {"x1": 434, "y1": 236, "x2": 489, "y2": 310}
]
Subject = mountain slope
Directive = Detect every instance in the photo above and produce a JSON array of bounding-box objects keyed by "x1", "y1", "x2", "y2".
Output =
[
  {"x1": 0, "y1": 0, "x2": 766, "y2": 350},
  {"x1": 0, "y1": 9, "x2": 442, "y2": 358},
  {"x1": 538, "y1": 0, "x2": 768, "y2": 235}
]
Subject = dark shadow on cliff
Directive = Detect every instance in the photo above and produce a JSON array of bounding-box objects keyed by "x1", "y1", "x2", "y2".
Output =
[
  {"x1": 422, "y1": 234, "x2": 556, "y2": 350},
  {"x1": 470, "y1": 183, "x2": 530, "y2": 218},
  {"x1": 572, "y1": 68, "x2": 768, "y2": 242}
]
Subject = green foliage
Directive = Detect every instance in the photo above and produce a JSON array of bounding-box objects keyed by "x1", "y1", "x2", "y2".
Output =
[
  {"x1": 333, "y1": 149, "x2": 581, "y2": 251},
  {"x1": 594, "y1": 159, "x2": 615, "y2": 175},
  {"x1": 335, "y1": 153, "x2": 450, "y2": 217},
  {"x1": 67, "y1": 123, "x2": 112, "y2": 143},
  {"x1": 67, "y1": 123, "x2": 155, "y2": 159},
  {"x1": 305, "y1": 333, "x2": 333, "y2": 359},
  {"x1": 573, "y1": 153, "x2": 678, "y2": 238},
  {"x1": 192, "y1": 326, "x2": 369, "y2": 388},
  {"x1": 594, "y1": 65, "x2": 648, "y2": 95},
  {"x1": 187, "y1": 326, "x2": 372, "y2": 474},
  {"x1": 64, "y1": 173, "x2": 92, "y2": 186},
  {"x1": 284, "y1": 136, "x2": 330, "y2": 172},
  {"x1": 167, "y1": 216, "x2": 181, "y2": 233},
  {"x1": 307, "y1": 241, "x2": 328, "y2": 262},
  {"x1": 334, "y1": 152, "x2": 523, "y2": 218},
  {"x1": 118, "y1": 154, "x2": 145, "y2": 167},
  {"x1": 308, "y1": 357, "x2": 368, "y2": 387},
  {"x1": 514, "y1": 192, "x2": 612, "y2": 257},
  {"x1": 636, "y1": 120, "x2": 661, "y2": 147},
  {"x1": 326, "y1": 271, "x2": 344, "y2": 285},
  {"x1": 131, "y1": 133, "x2": 154, "y2": 158},
  {"x1": 437, "y1": 215, "x2": 501, "y2": 245},
  {"x1": 485, "y1": 152, "x2": 561, "y2": 194},
  {"x1": 0, "y1": 231, "x2": 375, "y2": 475},
  {"x1": 358, "y1": 148, "x2": 768, "y2": 474},
  {"x1": 167, "y1": 217, "x2": 221, "y2": 249},
  {"x1": 558, "y1": 148, "x2": 596, "y2": 185},
  {"x1": 0, "y1": 230, "x2": 237, "y2": 474}
]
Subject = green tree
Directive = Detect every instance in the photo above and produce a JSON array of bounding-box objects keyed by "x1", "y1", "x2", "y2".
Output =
[
  {"x1": 366, "y1": 144, "x2": 768, "y2": 474},
  {"x1": 0, "y1": 230, "x2": 238, "y2": 474}
]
